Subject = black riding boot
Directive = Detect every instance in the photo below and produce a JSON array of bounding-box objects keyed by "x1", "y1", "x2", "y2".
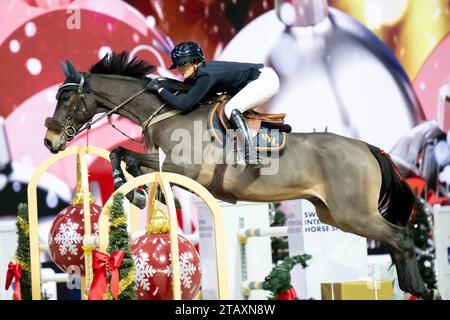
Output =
[{"x1": 229, "y1": 109, "x2": 266, "y2": 168}]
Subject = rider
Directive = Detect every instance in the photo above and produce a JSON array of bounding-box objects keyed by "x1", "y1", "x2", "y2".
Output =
[{"x1": 145, "y1": 41, "x2": 280, "y2": 168}]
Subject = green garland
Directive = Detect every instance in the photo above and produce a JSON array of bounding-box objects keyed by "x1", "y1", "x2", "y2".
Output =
[
  {"x1": 263, "y1": 254, "x2": 312, "y2": 300},
  {"x1": 13, "y1": 203, "x2": 32, "y2": 300},
  {"x1": 106, "y1": 192, "x2": 136, "y2": 300}
]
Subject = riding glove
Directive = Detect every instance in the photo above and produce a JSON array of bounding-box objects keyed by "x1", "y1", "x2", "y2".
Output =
[{"x1": 145, "y1": 79, "x2": 164, "y2": 93}]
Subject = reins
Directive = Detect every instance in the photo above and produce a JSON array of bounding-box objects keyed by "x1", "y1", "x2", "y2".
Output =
[
  {"x1": 98, "y1": 90, "x2": 181, "y2": 145},
  {"x1": 77, "y1": 88, "x2": 147, "y2": 136},
  {"x1": 54, "y1": 75, "x2": 182, "y2": 145}
]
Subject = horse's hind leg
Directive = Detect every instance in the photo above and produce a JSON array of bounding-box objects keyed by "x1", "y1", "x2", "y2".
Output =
[
  {"x1": 385, "y1": 224, "x2": 440, "y2": 300},
  {"x1": 335, "y1": 210, "x2": 435, "y2": 299}
]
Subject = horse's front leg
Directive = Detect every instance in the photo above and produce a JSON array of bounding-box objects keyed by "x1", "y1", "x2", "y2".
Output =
[
  {"x1": 109, "y1": 146, "x2": 128, "y2": 190},
  {"x1": 122, "y1": 150, "x2": 155, "y2": 209},
  {"x1": 124, "y1": 150, "x2": 201, "y2": 207},
  {"x1": 110, "y1": 146, "x2": 200, "y2": 207},
  {"x1": 110, "y1": 146, "x2": 151, "y2": 209}
]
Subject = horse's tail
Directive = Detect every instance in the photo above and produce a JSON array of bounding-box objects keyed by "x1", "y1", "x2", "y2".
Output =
[{"x1": 366, "y1": 144, "x2": 416, "y2": 227}]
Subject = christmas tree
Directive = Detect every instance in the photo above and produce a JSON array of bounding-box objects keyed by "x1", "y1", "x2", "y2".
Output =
[
  {"x1": 269, "y1": 203, "x2": 289, "y2": 263},
  {"x1": 14, "y1": 203, "x2": 31, "y2": 300},
  {"x1": 106, "y1": 192, "x2": 136, "y2": 299},
  {"x1": 410, "y1": 198, "x2": 437, "y2": 289},
  {"x1": 263, "y1": 254, "x2": 312, "y2": 300}
]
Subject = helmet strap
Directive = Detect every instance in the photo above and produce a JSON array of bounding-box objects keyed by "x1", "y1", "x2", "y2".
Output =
[{"x1": 193, "y1": 61, "x2": 202, "y2": 77}]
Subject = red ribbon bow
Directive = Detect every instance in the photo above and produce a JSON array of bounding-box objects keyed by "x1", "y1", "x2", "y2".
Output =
[
  {"x1": 88, "y1": 250, "x2": 125, "y2": 300},
  {"x1": 276, "y1": 287, "x2": 298, "y2": 300},
  {"x1": 5, "y1": 262, "x2": 22, "y2": 300}
]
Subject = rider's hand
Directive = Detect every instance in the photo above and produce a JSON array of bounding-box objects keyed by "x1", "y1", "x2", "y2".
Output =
[{"x1": 145, "y1": 78, "x2": 163, "y2": 93}]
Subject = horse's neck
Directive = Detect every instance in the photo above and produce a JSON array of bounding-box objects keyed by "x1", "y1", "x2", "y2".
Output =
[
  {"x1": 88, "y1": 74, "x2": 217, "y2": 155},
  {"x1": 89, "y1": 74, "x2": 162, "y2": 126}
]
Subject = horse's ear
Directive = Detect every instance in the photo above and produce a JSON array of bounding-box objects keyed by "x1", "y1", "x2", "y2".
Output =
[
  {"x1": 66, "y1": 59, "x2": 81, "y2": 82},
  {"x1": 60, "y1": 61, "x2": 70, "y2": 77}
]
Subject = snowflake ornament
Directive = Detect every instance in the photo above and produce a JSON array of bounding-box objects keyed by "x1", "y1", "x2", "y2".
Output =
[
  {"x1": 131, "y1": 233, "x2": 201, "y2": 300},
  {"x1": 134, "y1": 249, "x2": 156, "y2": 291},
  {"x1": 53, "y1": 218, "x2": 83, "y2": 256},
  {"x1": 48, "y1": 204, "x2": 102, "y2": 274}
]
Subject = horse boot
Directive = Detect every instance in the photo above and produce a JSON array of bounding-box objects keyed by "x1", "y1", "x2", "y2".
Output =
[{"x1": 229, "y1": 109, "x2": 268, "y2": 169}]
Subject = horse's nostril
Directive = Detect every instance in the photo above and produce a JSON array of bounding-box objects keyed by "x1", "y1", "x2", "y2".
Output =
[{"x1": 44, "y1": 138, "x2": 52, "y2": 149}]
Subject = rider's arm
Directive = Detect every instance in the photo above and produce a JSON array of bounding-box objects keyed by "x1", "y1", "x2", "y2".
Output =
[
  {"x1": 158, "y1": 75, "x2": 212, "y2": 112},
  {"x1": 158, "y1": 78, "x2": 193, "y2": 92}
]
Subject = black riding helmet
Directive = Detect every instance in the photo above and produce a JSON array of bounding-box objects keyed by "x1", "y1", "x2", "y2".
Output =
[{"x1": 169, "y1": 41, "x2": 204, "y2": 69}]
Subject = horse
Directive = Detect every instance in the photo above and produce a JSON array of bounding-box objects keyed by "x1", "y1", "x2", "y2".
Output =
[{"x1": 44, "y1": 52, "x2": 441, "y2": 300}]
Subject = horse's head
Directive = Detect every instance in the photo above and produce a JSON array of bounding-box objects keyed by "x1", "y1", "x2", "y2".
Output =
[{"x1": 44, "y1": 60, "x2": 97, "y2": 153}]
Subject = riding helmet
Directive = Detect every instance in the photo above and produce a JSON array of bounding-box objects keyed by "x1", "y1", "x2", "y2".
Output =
[{"x1": 169, "y1": 41, "x2": 204, "y2": 69}]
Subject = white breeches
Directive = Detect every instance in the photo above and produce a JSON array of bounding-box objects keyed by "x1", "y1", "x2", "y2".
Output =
[{"x1": 224, "y1": 67, "x2": 280, "y2": 118}]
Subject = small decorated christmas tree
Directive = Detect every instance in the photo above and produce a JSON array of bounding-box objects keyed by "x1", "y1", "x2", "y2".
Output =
[
  {"x1": 105, "y1": 192, "x2": 136, "y2": 300},
  {"x1": 263, "y1": 254, "x2": 312, "y2": 300},
  {"x1": 269, "y1": 203, "x2": 289, "y2": 263},
  {"x1": 14, "y1": 203, "x2": 32, "y2": 300},
  {"x1": 410, "y1": 198, "x2": 437, "y2": 289}
]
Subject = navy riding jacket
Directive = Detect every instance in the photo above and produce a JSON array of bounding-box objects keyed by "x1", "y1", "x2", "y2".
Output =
[{"x1": 159, "y1": 61, "x2": 264, "y2": 111}]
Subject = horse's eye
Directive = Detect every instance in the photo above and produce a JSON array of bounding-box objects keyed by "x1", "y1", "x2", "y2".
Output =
[{"x1": 62, "y1": 94, "x2": 70, "y2": 102}]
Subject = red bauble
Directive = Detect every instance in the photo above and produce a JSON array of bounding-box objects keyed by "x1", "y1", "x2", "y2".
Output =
[
  {"x1": 48, "y1": 204, "x2": 102, "y2": 275},
  {"x1": 131, "y1": 233, "x2": 201, "y2": 300}
]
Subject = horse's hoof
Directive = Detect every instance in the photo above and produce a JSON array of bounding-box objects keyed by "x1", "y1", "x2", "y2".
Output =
[
  {"x1": 125, "y1": 191, "x2": 134, "y2": 204},
  {"x1": 131, "y1": 189, "x2": 147, "y2": 210},
  {"x1": 431, "y1": 289, "x2": 442, "y2": 300}
]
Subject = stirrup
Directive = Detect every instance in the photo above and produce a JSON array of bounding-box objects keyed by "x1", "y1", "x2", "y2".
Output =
[
  {"x1": 234, "y1": 148, "x2": 269, "y2": 169},
  {"x1": 229, "y1": 109, "x2": 269, "y2": 169},
  {"x1": 246, "y1": 153, "x2": 269, "y2": 169}
]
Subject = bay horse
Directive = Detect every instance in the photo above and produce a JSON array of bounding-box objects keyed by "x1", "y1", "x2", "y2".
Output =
[{"x1": 44, "y1": 52, "x2": 440, "y2": 300}]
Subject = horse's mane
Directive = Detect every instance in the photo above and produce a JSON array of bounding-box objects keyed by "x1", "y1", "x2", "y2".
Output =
[{"x1": 89, "y1": 51, "x2": 156, "y2": 78}]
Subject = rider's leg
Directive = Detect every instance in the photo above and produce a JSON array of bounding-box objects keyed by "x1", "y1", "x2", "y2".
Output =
[
  {"x1": 225, "y1": 67, "x2": 280, "y2": 167},
  {"x1": 229, "y1": 109, "x2": 261, "y2": 166},
  {"x1": 224, "y1": 67, "x2": 280, "y2": 118}
]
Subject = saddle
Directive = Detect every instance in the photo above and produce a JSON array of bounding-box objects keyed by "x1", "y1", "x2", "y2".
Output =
[
  {"x1": 207, "y1": 96, "x2": 291, "y2": 152},
  {"x1": 219, "y1": 104, "x2": 288, "y2": 134},
  {"x1": 205, "y1": 95, "x2": 291, "y2": 204}
]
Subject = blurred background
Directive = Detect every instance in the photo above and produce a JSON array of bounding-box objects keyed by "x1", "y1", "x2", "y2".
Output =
[{"x1": 0, "y1": 0, "x2": 449, "y2": 299}]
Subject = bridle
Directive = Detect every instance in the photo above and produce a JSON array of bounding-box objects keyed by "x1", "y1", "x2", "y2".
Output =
[
  {"x1": 48, "y1": 74, "x2": 148, "y2": 142},
  {"x1": 48, "y1": 74, "x2": 93, "y2": 142},
  {"x1": 47, "y1": 74, "x2": 178, "y2": 144}
]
